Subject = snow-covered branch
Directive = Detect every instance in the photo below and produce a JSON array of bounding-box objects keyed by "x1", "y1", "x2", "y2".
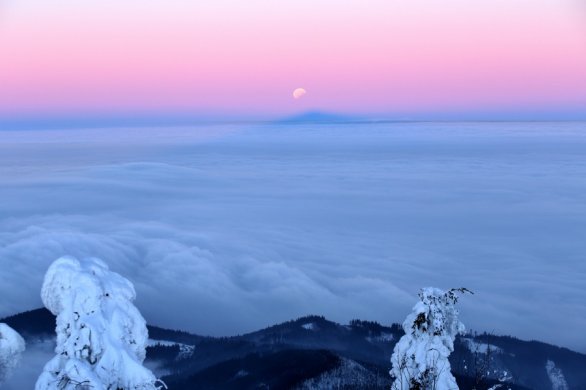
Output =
[
  {"x1": 390, "y1": 287, "x2": 471, "y2": 390},
  {"x1": 36, "y1": 256, "x2": 165, "y2": 390}
]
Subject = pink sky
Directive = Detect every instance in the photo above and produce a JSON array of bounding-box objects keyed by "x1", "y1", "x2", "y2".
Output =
[{"x1": 1, "y1": 0, "x2": 586, "y2": 120}]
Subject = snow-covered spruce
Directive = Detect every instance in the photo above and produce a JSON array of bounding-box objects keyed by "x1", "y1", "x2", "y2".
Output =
[
  {"x1": 546, "y1": 360, "x2": 569, "y2": 390},
  {"x1": 0, "y1": 323, "x2": 25, "y2": 385},
  {"x1": 390, "y1": 287, "x2": 471, "y2": 390},
  {"x1": 35, "y1": 256, "x2": 165, "y2": 390}
]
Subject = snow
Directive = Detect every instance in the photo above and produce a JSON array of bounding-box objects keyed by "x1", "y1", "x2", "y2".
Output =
[
  {"x1": 147, "y1": 339, "x2": 195, "y2": 360},
  {"x1": 301, "y1": 323, "x2": 316, "y2": 331},
  {"x1": 462, "y1": 338, "x2": 503, "y2": 354},
  {"x1": 234, "y1": 369, "x2": 248, "y2": 378},
  {"x1": 35, "y1": 256, "x2": 165, "y2": 390},
  {"x1": 546, "y1": 360, "x2": 569, "y2": 390},
  {"x1": 367, "y1": 332, "x2": 394, "y2": 343},
  {"x1": 0, "y1": 323, "x2": 25, "y2": 384},
  {"x1": 390, "y1": 287, "x2": 468, "y2": 390},
  {"x1": 296, "y1": 357, "x2": 387, "y2": 389}
]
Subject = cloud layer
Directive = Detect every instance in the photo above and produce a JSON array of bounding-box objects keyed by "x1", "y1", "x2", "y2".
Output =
[{"x1": 1, "y1": 123, "x2": 585, "y2": 352}]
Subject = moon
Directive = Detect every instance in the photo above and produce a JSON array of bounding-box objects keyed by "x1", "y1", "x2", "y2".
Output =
[{"x1": 293, "y1": 88, "x2": 307, "y2": 99}]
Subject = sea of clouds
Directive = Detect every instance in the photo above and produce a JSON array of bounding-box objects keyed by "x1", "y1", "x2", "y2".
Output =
[{"x1": 1, "y1": 122, "x2": 585, "y2": 353}]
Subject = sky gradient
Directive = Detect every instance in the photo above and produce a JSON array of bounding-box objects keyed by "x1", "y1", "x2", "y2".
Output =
[{"x1": 1, "y1": 0, "x2": 586, "y2": 123}]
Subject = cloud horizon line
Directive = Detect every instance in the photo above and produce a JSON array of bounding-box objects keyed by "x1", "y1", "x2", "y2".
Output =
[{"x1": 2, "y1": 108, "x2": 586, "y2": 131}]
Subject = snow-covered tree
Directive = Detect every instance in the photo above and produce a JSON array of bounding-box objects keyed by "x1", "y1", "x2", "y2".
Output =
[
  {"x1": 36, "y1": 256, "x2": 165, "y2": 390},
  {"x1": 0, "y1": 323, "x2": 25, "y2": 385},
  {"x1": 390, "y1": 287, "x2": 471, "y2": 390}
]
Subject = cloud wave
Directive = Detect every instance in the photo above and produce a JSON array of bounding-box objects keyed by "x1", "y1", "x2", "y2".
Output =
[{"x1": 1, "y1": 122, "x2": 585, "y2": 353}]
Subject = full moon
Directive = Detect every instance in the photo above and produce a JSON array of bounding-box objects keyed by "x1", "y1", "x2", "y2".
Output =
[{"x1": 293, "y1": 88, "x2": 307, "y2": 99}]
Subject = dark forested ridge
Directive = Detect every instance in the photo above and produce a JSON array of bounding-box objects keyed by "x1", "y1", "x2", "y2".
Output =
[{"x1": 2, "y1": 309, "x2": 584, "y2": 389}]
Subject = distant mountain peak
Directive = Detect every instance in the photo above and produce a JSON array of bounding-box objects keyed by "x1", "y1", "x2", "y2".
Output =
[{"x1": 276, "y1": 111, "x2": 363, "y2": 123}]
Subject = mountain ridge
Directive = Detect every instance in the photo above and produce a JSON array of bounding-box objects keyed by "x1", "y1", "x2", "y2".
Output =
[
  {"x1": 2, "y1": 308, "x2": 585, "y2": 389},
  {"x1": 274, "y1": 111, "x2": 366, "y2": 124}
]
